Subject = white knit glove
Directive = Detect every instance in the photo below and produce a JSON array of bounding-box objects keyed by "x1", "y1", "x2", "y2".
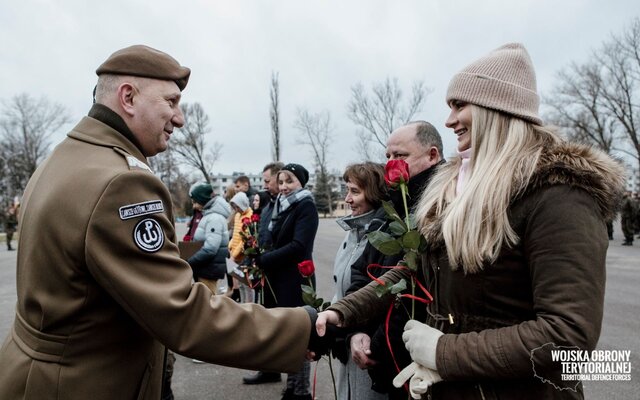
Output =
[
  {"x1": 393, "y1": 362, "x2": 442, "y2": 399},
  {"x1": 402, "y1": 320, "x2": 444, "y2": 370}
]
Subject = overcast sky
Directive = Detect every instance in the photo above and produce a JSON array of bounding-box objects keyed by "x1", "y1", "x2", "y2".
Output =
[{"x1": 1, "y1": 0, "x2": 638, "y2": 176}]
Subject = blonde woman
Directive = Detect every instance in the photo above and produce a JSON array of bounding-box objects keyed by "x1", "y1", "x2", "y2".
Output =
[{"x1": 317, "y1": 43, "x2": 624, "y2": 399}]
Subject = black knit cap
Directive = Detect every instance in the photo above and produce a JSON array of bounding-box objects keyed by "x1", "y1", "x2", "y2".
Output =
[
  {"x1": 96, "y1": 45, "x2": 191, "y2": 91},
  {"x1": 281, "y1": 163, "x2": 309, "y2": 187}
]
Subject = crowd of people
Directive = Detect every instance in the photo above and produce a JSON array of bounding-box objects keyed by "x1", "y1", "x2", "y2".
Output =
[{"x1": 0, "y1": 42, "x2": 630, "y2": 400}]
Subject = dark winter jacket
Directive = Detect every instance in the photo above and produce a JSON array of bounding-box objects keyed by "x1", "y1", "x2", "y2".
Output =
[
  {"x1": 345, "y1": 162, "x2": 443, "y2": 395},
  {"x1": 258, "y1": 197, "x2": 276, "y2": 248},
  {"x1": 330, "y1": 142, "x2": 624, "y2": 399},
  {"x1": 258, "y1": 196, "x2": 319, "y2": 308}
]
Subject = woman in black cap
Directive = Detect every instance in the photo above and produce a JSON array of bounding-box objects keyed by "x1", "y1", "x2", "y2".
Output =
[{"x1": 254, "y1": 163, "x2": 318, "y2": 400}]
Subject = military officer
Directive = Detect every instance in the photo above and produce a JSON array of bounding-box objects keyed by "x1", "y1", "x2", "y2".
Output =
[{"x1": 0, "y1": 45, "x2": 323, "y2": 400}]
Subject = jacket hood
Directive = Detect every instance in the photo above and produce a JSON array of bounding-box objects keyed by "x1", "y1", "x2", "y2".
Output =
[
  {"x1": 203, "y1": 196, "x2": 231, "y2": 219},
  {"x1": 422, "y1": 141, "x2": 625, "y2": 244},
  {"x1": 230, "y1": 192, "x2": 250, "y2": 212},
  {"x1": 526, "y1": 142, "x2": 625, "y2": 221}
]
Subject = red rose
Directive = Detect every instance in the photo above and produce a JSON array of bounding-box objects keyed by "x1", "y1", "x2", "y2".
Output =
[
  {"x1": 182, "y1": 234, "x2": 192, "y2": 242},
  {"x1": 384, "y1": 159, "x2": 410, "y2": 188},
  {"x1": 241, "y1": 217, "x2": 251, "y2": 226},
  {"x1": 251, "y1": 214, "x2": 260, "y2": 223},
  {"x1": 298, "y1": 260, "x2": 315, "y2": 278}
]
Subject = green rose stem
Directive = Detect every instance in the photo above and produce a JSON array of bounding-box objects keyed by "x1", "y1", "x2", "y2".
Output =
[
  {"x1": 264, "y1": 275, "x2": 277, "y2": 303},
  {"x1": 400, "y1": 182, "x2": 416, "y2": 320},
  {"x1": 327, "y1": 356, "x2": 337, "y2": 400}
]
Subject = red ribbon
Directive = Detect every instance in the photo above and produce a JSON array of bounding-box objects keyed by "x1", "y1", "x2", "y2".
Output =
[
  {"x1": 244, "y1": 269, "x2": 266, "y2": 290},
  {"x1": 366, "y1": 263, "x2": 434, "y2": 394},
  {"x1": 312, "y1": 360, "x2": 318, "y2": 400}
]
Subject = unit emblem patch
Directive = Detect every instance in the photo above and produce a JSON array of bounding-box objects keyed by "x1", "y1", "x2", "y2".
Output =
[{"x1": 133, "y1": 218, "x2": 164, "y2": 253}]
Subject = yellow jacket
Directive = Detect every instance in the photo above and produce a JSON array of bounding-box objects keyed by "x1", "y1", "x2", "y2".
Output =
[{"x1": 229, "y1": 208, "x2": 253, "y2": 263}]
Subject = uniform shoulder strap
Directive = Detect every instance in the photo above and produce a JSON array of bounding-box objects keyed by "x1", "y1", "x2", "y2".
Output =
[{"x1": 112, "y1": 147, "x2": 153, "y2": 173}]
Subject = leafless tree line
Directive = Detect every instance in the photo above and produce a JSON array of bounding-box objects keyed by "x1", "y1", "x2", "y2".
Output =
[
  {"x1": 0, "y1": 94, "x2": 70, "y2": 206},
  {"x1": 8, "y1": 17, "x2": 638, "y2": 211},
  {"x1": 348, "y1": 77, "x2": 431, "y2": 161},
  {"x1": 0, "y1": 94, "x2": 221, "y2": 212},
  {"x1": 545, "y1": 18, "x2": 640, "y2": 173},
  {"x1": 293, "y1": 77, "x2": 430, "y2": 214}
]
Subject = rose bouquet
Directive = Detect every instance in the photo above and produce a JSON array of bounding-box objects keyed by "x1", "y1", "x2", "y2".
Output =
[{"x1": 239, "y1": 214, "x2": 276, "y2": 304}]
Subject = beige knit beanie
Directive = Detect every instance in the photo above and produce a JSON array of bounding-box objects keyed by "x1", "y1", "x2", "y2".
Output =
[{"x1": 446, "y1": 43, "x2": 542, "y2": 125}]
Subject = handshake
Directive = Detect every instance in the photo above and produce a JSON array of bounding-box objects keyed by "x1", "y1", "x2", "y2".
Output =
[
  {"x1": 306, "y1": 309, "x2": 444, "y2": 399},
  {"x1": 303, "y1": 306, "x2": 343, "y2": 361}
]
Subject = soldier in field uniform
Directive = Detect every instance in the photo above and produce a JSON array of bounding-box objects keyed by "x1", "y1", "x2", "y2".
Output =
[{"x1": 0, "y1": 45, "x2": 323, "y2": 400}]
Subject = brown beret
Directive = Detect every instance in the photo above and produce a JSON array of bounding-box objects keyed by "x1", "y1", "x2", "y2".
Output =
[{"x1": 96, "y1": 45, "x2": 191, "y2": 91}]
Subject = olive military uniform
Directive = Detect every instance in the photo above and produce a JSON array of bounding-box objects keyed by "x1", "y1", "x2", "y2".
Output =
[{"x1": 0, "y1": 112, "x2": 311, "y2": 400}]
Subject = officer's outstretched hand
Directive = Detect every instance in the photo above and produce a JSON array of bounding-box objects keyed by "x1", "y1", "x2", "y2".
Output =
[{"x1": 304, "y1": 307, "x2": 341, "y2": 360}]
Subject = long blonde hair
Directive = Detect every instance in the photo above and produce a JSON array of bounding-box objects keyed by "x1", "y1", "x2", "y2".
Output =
[{"x1": 415, "y1": 105, "x2": 560, "y2": 273}]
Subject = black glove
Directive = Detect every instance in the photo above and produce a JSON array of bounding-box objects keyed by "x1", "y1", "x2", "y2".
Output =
[{"x1": 330, "y1": 334, "x2": 349, "y2": 364}]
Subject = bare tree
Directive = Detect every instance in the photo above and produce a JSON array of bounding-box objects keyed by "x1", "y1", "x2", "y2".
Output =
[
  {"x1": 294, "y1": 108, "x2": 335, "y2": 215},
  {"x1": 148, "y1": 145, "x2": 193, "y2": 216},
  {"x1": 544, "y1": 62, "x2": 619, "y2": 154},
  {"x1": 347, "y1": 77, "x2": 432, "y2": 160},
  {"x1": 171, "y1": 102, "x2": 222, "y2": 184},
  {"x1": 270, "y1": 71, "x2": 281, "y2": 161},
  {"x1": 595, "y1": 18, "x2": 640, "y2": 171},
  {"x1": 545, "y1": 17, "x2": 640, "y2": 174},
  {"x1": 0, "y1": 93, "x2": 70, "y2": 201}
]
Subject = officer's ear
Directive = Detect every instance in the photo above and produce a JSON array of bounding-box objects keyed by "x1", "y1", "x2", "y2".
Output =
[{"x1": 117, "y1": 82, "x2": 137, "y2": 117}]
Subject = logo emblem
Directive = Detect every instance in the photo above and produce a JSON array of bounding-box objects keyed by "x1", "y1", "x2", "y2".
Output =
[{"x1": 133, "y1": 218, "x2": 164, "y2": 253}]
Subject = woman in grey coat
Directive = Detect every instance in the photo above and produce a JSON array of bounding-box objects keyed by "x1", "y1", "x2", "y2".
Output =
[{"x1": 332, "y1": 162, "x2": 388, "y2": 400}]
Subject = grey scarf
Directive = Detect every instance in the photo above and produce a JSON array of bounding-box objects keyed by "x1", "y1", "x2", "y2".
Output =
[{"x1": 268, "y1": 189, "x2": 314, "y2": 231}]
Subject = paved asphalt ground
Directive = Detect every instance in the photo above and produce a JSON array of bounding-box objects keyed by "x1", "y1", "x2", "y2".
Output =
[{"x1": 0, "y1": 218, "x2": 638, "y2": 399}]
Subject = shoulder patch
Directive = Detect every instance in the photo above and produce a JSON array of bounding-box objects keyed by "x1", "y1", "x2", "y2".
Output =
[
  {"x1": 112, "y1": 147, "x2": 153, "y2": 173},
  {"x1": 126, "y1": 156, "x2": 152, "y2": 172},
  {"x1": 119, "y1": 200, "x2": 164, "y2": 220},
  {"x1": 133, "y1": 218, "x2": 164, "y2": 253}
]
